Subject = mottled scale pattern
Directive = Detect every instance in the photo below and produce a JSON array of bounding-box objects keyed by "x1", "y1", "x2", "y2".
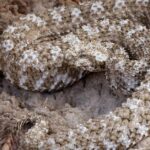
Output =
[
  {"x1": 1, "y1": 0, "x2": 150, "y2": 149},
  {"x1": 0, "y1": 0, "x2": 150, "y2": 92},
  {"x1": 106, "y1": 48, "x2": 149, "y2": 96},
  {"x1": 0, "y1": 3, "x2": 112, "y2": 91}
]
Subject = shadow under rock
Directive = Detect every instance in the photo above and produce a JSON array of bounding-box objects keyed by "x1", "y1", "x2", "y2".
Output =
[{"x1": 0, "y1": 72, "x2": 126, "y2": 118}]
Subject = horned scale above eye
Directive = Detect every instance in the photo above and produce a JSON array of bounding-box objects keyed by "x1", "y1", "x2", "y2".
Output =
[{"x1": 0, "y1": 0, "x2": 150, "y2": 149}]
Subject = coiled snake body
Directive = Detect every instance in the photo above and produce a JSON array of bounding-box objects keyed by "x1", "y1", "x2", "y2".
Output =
[{"x1": 0, "y1": 0, "x2": 150, "y2": 149}]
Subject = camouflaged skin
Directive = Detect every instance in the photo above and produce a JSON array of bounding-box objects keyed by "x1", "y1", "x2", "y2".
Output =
[
  {"x1": 0, "y1": 0, "x2": 150, "y2": 149},
  {"x1": 0, "y1": 0, "x2": 150, "y2": 93}
]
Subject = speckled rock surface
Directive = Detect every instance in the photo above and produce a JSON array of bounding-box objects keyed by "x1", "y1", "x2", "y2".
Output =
[{"x1": 0, "y1": 0, "x2": 150, "y2": 149}]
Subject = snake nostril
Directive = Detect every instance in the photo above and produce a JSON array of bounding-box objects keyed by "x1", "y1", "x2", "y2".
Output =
[
  {"x1": 123, "y1": 45, "x2": 138, "y2": 61},
  {"x1": 22, "y1": 119, "x2": 36, "y2": 132}
]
